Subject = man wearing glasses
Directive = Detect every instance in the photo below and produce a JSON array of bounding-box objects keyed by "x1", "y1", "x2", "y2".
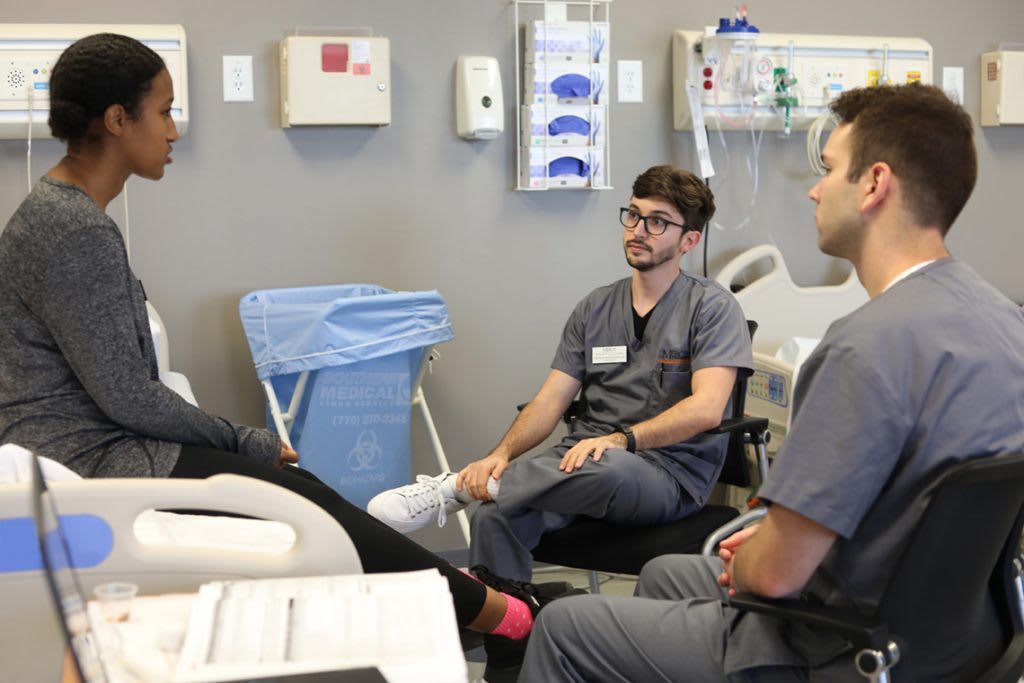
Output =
[{"x1": 370, "y1": 165, "x2": 752, "y2": 584}]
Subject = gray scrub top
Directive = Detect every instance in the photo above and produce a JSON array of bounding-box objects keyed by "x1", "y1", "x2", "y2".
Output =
[
  {"x1": 551, "y1": 272, "x2": 752, "y2": 505},
  {"x1": 726, "y1": 259, "x2": 1024, "y2": 682}
]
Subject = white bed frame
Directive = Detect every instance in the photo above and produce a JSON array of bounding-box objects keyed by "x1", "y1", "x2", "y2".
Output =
[
  {"x1": 0, "y1": 472, "x2": 362, "y2": 682},
  {"x1": 716, "y1": 244, "x2": 868, "y2": 356},
  {"x1": 716, "y1": 244, "x2": 869, "y2": 449}
]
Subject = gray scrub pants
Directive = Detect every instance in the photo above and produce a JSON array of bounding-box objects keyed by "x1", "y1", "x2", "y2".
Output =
[
  {"x1": 519, "y1": 554, "x2": 807, "y2": 682},
  {"x1": 468, "y1": 447, "x2": 698, "y2": 581}
]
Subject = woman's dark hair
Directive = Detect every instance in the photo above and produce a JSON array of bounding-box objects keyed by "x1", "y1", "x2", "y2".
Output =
[{"x1": 48, "y1": 33, "x2": 166, "y2": 144}]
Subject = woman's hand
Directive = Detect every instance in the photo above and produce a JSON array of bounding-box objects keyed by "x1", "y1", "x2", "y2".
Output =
[{"x1": 279, "y1": 442, "x2": 299, "y2": 467}]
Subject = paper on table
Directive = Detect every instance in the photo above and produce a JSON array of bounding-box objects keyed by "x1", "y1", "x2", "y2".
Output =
[{"x1": 174, "y1": 569, "x2": 467, "y2": 683}]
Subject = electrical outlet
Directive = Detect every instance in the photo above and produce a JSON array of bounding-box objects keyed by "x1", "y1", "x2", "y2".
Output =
[
  {"x1": 617, "y1": 60, "x2": 643, "y2": 103},
  {"x1": 223, "y1": 55, "x2": 254, "y2": 102}
]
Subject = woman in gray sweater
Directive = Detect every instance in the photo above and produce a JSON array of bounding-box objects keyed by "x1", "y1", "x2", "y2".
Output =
[{"x1": 0, "y1": 33, "x2": 560, "y2": 666}]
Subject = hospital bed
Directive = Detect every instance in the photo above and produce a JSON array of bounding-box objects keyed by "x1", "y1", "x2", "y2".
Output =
[
  {"x1": 1, "y1": 452, "x2": 363, "y2": 679},
  {"x1": 715, "y1": 244, "x2": 869, "y2": 449}
]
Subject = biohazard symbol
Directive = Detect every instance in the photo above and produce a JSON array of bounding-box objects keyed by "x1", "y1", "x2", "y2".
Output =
[{"x1": 347, "y1": 430, "x2": 383, "y2": 471}]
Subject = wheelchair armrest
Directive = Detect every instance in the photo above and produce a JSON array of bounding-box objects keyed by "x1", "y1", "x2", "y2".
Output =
[
  {"x1": 729, "y1": 592, "x2": 891, "y2": 652},
  {"x1": 701, "y1": 507, "x2": 767, "y2": 556},
  {"x1": 708, "y1": 416, "x2": 770, "y2": 440},
  {"x1": 706, "y1": 416, "x2": 771, "y2": 487}
]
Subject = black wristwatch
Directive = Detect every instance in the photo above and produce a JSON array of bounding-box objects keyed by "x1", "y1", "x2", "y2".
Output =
[{"x1": 620, "y1": 425, "x2": 636, "y2": 453}]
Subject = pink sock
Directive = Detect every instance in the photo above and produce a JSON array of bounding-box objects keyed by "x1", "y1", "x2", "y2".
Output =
[
  {"x1": 488, "y1": 594, "x2": 534, "y2": 640},
  {"x1": 458, "y1": 568, "x2": 534, "y2": 639}
]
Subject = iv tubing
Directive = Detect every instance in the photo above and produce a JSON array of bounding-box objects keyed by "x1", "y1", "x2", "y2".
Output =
[{"x1": 26, "y1": 88, "x2": 34, "y2": 192}]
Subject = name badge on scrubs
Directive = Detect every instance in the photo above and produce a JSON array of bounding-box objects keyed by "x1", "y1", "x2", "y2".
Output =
[{"x1": 592, "y1": 346, "x2": 627, "y2": 364}]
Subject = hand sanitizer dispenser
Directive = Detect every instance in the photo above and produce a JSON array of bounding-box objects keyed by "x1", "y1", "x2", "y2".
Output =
[{"x1": 456, "y1": 56, "x2": 503, "y2": 140}]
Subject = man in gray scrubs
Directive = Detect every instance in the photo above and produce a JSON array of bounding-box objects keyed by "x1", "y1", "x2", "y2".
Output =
[
  {"x1": 518, "y1": 85, "x2": 1024, "y2": 682},
  {"x1": 369, "y1": 165, "x2": 753, "y2": 582}
]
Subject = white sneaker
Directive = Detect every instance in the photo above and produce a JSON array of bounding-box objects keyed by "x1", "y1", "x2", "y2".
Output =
[{"x1": 367, "y1": 472, "x2": 469, "y2": 533}]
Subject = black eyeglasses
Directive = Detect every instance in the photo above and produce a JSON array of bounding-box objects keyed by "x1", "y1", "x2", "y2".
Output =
[{"x1": 619, "y1": 207, "x2": 686, "y2": 236}]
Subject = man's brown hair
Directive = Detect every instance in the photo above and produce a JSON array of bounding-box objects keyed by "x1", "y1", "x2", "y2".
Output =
[
  {"x1": 830, "y1": 84, "x2": 976, "y2": 234},
  {"x1": 631, "y1": 165, "x2": 716, "y2": 234}
]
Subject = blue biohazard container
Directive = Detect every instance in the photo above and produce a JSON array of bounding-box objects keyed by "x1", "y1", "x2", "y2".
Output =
[{"x1": 240, "y1": 285, "x2": 454, "y2": 509}]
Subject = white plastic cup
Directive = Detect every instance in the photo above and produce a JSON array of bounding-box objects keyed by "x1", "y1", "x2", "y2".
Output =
[{"x1": 93, "y1": 582, "x2": 139, "y2": 622}]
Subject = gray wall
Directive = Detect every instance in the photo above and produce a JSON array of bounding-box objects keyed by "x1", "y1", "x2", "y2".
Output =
[{"x1": 2, "y1": 0, "x2": 1022, "y2": 551}]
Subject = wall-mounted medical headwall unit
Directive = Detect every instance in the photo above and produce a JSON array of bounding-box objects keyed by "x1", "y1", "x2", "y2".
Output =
[
  {"x1": 0, "y1": 24, "x2": 188, "y2": 140},
  {"x1": 514, "y1": 0, "x2": 612, "y2": 191},
  {"x1": 672, "y1": 29, "x2": 932, "y2": 132},
  {"x1": 980, "y1": 50, "x2": 1024, "y2": 126},
  {"x1": 280, "y1": 36, "x2": 391, "y2": 127}
]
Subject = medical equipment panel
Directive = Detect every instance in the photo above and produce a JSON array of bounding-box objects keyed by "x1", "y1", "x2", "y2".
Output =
[
  {"x1": 456, "y1": 55, "x2": 504, "y2": 140},
  {"x1": 980, "y1": 50, "x2": 1024, "y2": 126},
  {"x1": 279, "y1": 36, "x2": 390, "y2": 127},
  {"x1": 672, "y1": 29, "x2": 932, "y2": 132},
  {"x1": 0, "y1": 23, "x2": 189, "y2": 139},
  {"x1": 743, "y1": 336, "x2": 827, "y2": 458},
  {"x1": 520, "y1": 103, "x2": 605, "y2": 147}
]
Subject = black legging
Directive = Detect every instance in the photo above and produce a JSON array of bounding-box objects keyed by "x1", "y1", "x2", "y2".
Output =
[{"x1": 169, "y1": 445, "x2": 485, "y2": 627}]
